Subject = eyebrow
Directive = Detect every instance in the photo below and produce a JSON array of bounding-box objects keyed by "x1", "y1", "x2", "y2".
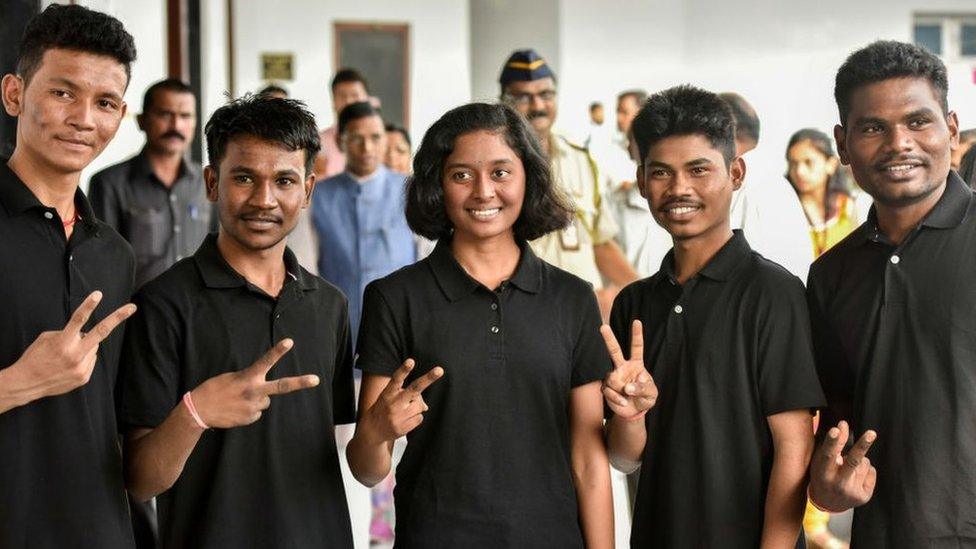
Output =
[
  {"x1": 444, "y1": 159, "x2": 515, "y2": 170},
  {"x1": 645, "y1": 157, "x2": 713, "y2": 170},
  {"x1": 48, "y1": 76, "x2": 124, "y2": 103}
]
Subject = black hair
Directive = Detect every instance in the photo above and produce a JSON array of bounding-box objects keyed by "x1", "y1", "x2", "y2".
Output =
[
  {"x1": 631, "y1": 85, "x2": 737, "y2": 167},
  {"x1": 589, "y1": 101, "x2": 603, "y2": 111},
  {"x1": 204, "y1": 94, "x2": 321, "y2": 175},
  {"x1": 338, "y1": 102, "x2": 383, "y2": 136},
  {"x1": 617, "y1": 89, "x2": 648, "y2": 106},
  {"x1": 16, "y1": 4, "x2": 137, "y2": 85},
  {"x1": 331, "y1": 68, "x2": 369, "y2": 94},
  {"x1": 718, "y1": 92, "x2": 760, "y2": 145},
  {"x1": 142, "y1": 78, "x2": 193, "y2": 113},
  {"x1": 385, "y1": 124, "x2": 411, "y2": 147},
  {"x1": 406, "y1": 102, "x2": 573, "y2": 241},
  {"x1": 835, "y1": 40, "x2": 948, "y2": 125},
  {"x1": 959, "y1": 146, "x2": 976, "y2": 191},
  {"x1": 257, "y1": 83, "x2": 289, "y2": 97},
  {"x1": 785, "y1": 128, "x2": 853, "y2": 212},
  {"x1": 960, "y1": 129, "x2": 976, "y2": 143}
]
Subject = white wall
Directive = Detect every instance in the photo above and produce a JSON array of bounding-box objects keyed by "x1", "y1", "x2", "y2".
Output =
[
  {"x1": 555, "y1": 0, "x2": 976, "y2": 181},
  {"x1": 231, "y1": 0, "x2": 471, "y2": 147}
]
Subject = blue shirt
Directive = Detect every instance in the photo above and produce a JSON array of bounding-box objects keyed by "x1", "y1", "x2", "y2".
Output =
[{"x1": 312, "y1": 166, "x2": 416, "y2": 341}]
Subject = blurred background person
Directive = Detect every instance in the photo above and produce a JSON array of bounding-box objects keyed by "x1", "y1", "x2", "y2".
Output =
[
  {"x1": 785, "y1": 128, "x2": 860, "y2": 258},
  {"x1": 315, "y1": 68, "x2": 370, "y2": 181},
  {"x1": 384, "y1": 124, "x2": 412, "y2": 175},
  {"x1": 959, "y1": 144, "x2": 976, "y2": 190},
  {"x1": 951, "y1": 128, "x2": 976, "y2": 172},
  {"x1": 257, "y1": 83, "x2": 289, "y2": 99},
  {"x1": 90, "y1": 78, "x2": 211, "y2": 289}
]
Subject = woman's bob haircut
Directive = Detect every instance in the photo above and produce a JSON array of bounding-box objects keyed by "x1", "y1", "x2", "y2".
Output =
[{"x1": 405, "y1": 102, "x2": 573, "y2": 241}]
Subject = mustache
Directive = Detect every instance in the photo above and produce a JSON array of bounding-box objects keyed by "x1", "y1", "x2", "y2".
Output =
[
  {"x1": 659, "y1": 197, "x2": 702, "y2": 210},
  {"x1": 161, "y1": 131, "x2": 186, "y2": 141},
  {"x1": 528, "y1": 111, "x2": 548, "y2": 120},
  {"x1": 239, "y1": 212, "x2": 283, "y2": 224},
  {"x1": 875, "y1": 154, "x2": 926, "y2": 168}
]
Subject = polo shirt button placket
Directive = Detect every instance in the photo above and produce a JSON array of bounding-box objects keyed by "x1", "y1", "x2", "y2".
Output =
[
  {"x1": 890, "y1": 255, "x2": 900, "y2": 265},
  {"x1": 673, "y1": 304, "x2": 684, "y2": 314},
  {"x1": 44, "y1": 211, "x2": 54, "y2": 220}
]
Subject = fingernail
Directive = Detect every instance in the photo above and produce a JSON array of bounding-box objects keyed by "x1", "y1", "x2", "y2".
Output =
[{"x1": 829, "y1": 428, "x2": 838, "y2": 439}]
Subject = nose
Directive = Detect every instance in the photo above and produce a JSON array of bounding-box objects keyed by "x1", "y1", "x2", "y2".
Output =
[
  {"x1": 248, "y1": 180, "x2": 278, "y2": 209},
  {"x1": 884, "y1": 124, "x2": 915, "y2": 154},
  {"x1": 530, "y1": 93, "x2": 547, "y2": 112},
  {"x1": 667, "y1": 171, "x2": 694, "y2": 197},
  {"x1": 66, "y1": 99, "x2": 96, "y2": 132},
  {"x1": 472, "y1": 174, "x2": 496, "y2": 201}
]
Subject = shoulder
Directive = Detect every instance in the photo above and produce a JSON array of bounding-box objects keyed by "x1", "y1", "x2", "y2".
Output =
[
  {"x1": 89, "y1": 155, "x2": 138, "y2": 186},
  {"x1": 301, "y1": 269, "x2": 349, "y2": 309},
  {"x1": 539, "y1": 259, "x2": 597, "y2": 298},
  {"x1": 557, "y1": 133, "x2": 589, "y2": 154},
  {"x1": 137, "y1": 256, "x2": 199, "y2": 300},
  {"x1": 616, "y1": 275, "x2": 659, "y2": 308},
  {"x1": 807, "y1": 222, "x2": 869, "y2": 288},
  {"x1": 365, "y1": 259, "x2": 433, "y2": 300}
]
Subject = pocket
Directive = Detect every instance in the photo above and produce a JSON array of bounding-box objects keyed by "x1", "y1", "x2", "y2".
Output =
[{"x1": 125, "y1": 207, "x2": 170, "y2": 259}]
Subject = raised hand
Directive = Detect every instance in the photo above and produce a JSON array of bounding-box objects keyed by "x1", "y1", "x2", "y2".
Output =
[
  {"x1": 600, "y1": 320, "x2": 657, "y2": 421},
  {"x1": 809, "y1": 420, "x2": 877, "y2": 512},
  {"x1": 361, "y1": 359, "x2": 443, "y2": 443},
  {"x1": 11, "y1": 290, "x2": 137, "y2": 399},
  {"x1": 190, "y1": 338, "x2": 320, "y2": 429}
]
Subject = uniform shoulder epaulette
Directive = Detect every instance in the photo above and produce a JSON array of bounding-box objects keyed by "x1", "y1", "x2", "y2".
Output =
[{"x1": 557, "y1": 134, "x2": 589, "y2": 153}]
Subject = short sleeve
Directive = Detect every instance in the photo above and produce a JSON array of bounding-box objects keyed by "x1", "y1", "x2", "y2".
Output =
[
  {"x1": 355, "y1": 282, "x2": 405, "y2": 377},
  {"x1": 756, "y1": 275, "x2": 826, "y2": 416},
  {"x1": 806, "y1": 273, "x2": 854, "y2": 428},
  {"x1": 120, "y1": 290, "x2": 183, "y2": 429},
  {"x1": 331, "y1": 301, "x2": 357, "y2": 424},
  {"x1": 570, "y1": 288, "x2": 612, "y2": 387}
]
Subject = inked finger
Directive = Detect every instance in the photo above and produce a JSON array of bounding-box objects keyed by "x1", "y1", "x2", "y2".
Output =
[
  {"x1": 629, "y1": 319, "x2": 644, "y2": 362},
  {"x1": 82, "y1": 303, "x2": 137, "y2": 349},
  {"x1": 406, "y1": 366, "x2": 444, "y2": 395},
  {"x1": 264, "y1": 374, "x2": 320, "y2": 396},
  {"x1": 246, "y1": 338, "x2": 295, "y2": 378},
  {"x1": 388, "y1": 358, "x2": 416, "y2": 392}
]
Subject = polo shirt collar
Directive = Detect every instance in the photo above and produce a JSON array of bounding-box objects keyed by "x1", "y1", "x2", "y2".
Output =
[
  {"x1": 428, "y1": 238, "x2": 542, "y2": 302},
  {"x1": 858, "y1": 171, "x2": 972, "y2": 245},
  {"x1": 194, "y1": 233, "x2": 315, "y2": 291},
  {"x1": 657, "y1": 230, "x2": 750, "y2": 284},
  {"x1": 0, "y1": 161, "x2": 99, "y2": 233}
]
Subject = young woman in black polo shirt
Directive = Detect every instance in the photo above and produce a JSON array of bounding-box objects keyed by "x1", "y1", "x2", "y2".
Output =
[{"x1": 347, "y1": 102, "x2": 614, "y2": 548}]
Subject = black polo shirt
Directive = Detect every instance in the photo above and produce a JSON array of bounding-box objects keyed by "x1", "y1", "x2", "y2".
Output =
[
  {"x1": 610, "y1": 230, "x2": 825, "y2": 549},
  {"x1": 0, "y1": 162, "x2": 136, "y2": 548},
  {"x1": 356, "y1": 239, "x2": 611, "y2": 548},
  {"x1": 808, "y1": 172, "x2": 976, "y2": 548},
  {"x1": 120, "y1": 234, "x2": 356, "y2": 549},
  {"x1": 89, "y1": 148, "x2": 213, "y2": 288}
]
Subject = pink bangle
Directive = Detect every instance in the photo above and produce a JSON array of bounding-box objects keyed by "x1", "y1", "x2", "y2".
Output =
[{"x1": 182, "y1": 391, "x2": 210, "y2": 430}]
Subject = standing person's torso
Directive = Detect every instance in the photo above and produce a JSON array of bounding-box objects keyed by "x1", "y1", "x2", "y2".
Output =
[
  {"x1": 0, "y1": 164, "x2": 137, "y2": 549},
  {"x1": 89, "y1": 151, "x2": 212, "y2": 288},
  {"x1": 808, "y1": 173, "x2": 976, "y2": 548},
  {"x1": 120, "y1": 236, "x2": 356, "y2": 549},
  {"x1": 312, "y1": 167, "x2": 415, "y2": 337},
  {"x1": 613, "y1": 232, "x2": 824, "y2": 549},
  {"x1": 355, "y1": 240, "x2": 611, "y2": 548}
]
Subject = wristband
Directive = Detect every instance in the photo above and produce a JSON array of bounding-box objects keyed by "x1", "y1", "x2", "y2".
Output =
[{"x1": 182, "y1": 391, "x2": 210, "y2": 430}]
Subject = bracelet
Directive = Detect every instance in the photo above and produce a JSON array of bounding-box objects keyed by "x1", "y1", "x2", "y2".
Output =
[
  {"x1": 182, "y1": 391, "x2": 210, "y2": 430},
  {"x1": 620, "y1": 409, "x2": 648, "y2": 423}
]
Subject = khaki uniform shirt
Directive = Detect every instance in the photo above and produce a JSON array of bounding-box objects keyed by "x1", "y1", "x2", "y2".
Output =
[{"x1": 530, "y1": 134, "x2": 618, "y2": 289}]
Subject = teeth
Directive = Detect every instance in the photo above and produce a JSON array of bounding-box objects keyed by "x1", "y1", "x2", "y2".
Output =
[
  {"x1": 886, "y1": 164, "x2": 918, "y2": 172},
  {"x1": 668, "y1": 206, "x2": 697, "y2": 215},
  {"x1": 470, "y1": 208, "x2": 500, "y2": 218}
]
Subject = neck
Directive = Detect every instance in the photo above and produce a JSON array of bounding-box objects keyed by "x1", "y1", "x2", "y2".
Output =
[
  {"x1": 874, "y1": 182, "x2": 946, "y2": 245},
  {"x1": 215, "y1": 231, "x2": 288, "y2": 297},
  {"x1": 7, "y1": 149, "x2": 79, "y2": 219},
  {"x1": 671, "y1": 225, "x2": 734, "y2": 284},
  {"x1": 349, "y1": 166, "x2": 379, "y2": 182},
  {"x1": 798, "y1": 185, "x2": 828, "y2": 226},
  {"x1": 146, "y1": 148, "x2": 184, "y2": 187},
  {"x1": 450, "y1": 230, "x2": 521, "y2": 290}
]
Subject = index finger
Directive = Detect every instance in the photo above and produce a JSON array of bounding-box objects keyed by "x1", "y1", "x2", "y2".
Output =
[
  {"x1": 386, "y1": 358, "x2": 415, "y2": 393},
  {"x1": 405, "y1": 366, "x2": 444, "y2": 395},
  {"x1": 263, "y1": 374, "x2": 320, "y2": 396},
  {"x1": 64, "y1": 291, "x2": 104, "y2": 337},
  {"x1": 818, "y1": 420, "x2": 850, "y2": 467},
  {"x1": 629, "y1": 320, "x2": 644, "y2": 363},
  {"x1": 245, "y1": 338, "x2": 294, "y2": 378},
  {"x1": 599, "y1": 325, "x2": 626, "y2": 369},
  {"x1": 80, "y1": 302, "x2": 137, "y2": 350}
]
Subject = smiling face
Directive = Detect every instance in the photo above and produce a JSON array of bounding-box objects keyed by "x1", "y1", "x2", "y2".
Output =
[
  {"x1": 442, "y1": 129, "x2": 525, "y2": 243},
  {"x1": 639, "y1": 133, "x2": 743, "y2": 243},
  {"x1": 1, "y1": 48, "x2": 127, "y2": 175},
  {"x1": 205, "y1": 134, "x2": 314, "y2": 253},
  {"x1": 835, "y1": 77, "x2": 958, "y2": 208}
]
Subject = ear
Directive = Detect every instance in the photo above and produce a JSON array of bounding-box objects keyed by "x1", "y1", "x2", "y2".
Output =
[
  {"x1": 947, "y1": 110, "x2": 960, "y2": 151},
  {"x1": 204, "y1": 165, "x2": 219, "y2": 203},
  {"x1": 833, "y1": 124, "x2": 850, "y2": 166},
  {"x1": 1, "y1": 74, "x2": 24, "y2": 117},
  {"x1": 729, "y1": 156, "x2": 746, "y2": 191},
  {"x1": 335, "y1": 132, "x2": 344, "y2": 152},
  {"x1": 302, "y1": 174, "x2": 317, "y2": 208},
  {"x1": 119, "y1": 101, "x2": 127, "y2": 122},
  {"x1": 636, "y1": 164, "x2": 648, "y2": 199}
]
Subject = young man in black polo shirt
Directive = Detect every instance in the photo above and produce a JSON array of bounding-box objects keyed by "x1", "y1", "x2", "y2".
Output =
[
  {"x1": 0, "y1": 5, "x2": 139, "y2": 547},
  {"x1": 806, "y1": 41, "x2": 973, "y2": 548},
  {"x1": 120, "y1": 95, "x2": 356, "y2": 548},
  {"x1": 602, "y1": 85, "x2": 826, "y2": 548}
]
